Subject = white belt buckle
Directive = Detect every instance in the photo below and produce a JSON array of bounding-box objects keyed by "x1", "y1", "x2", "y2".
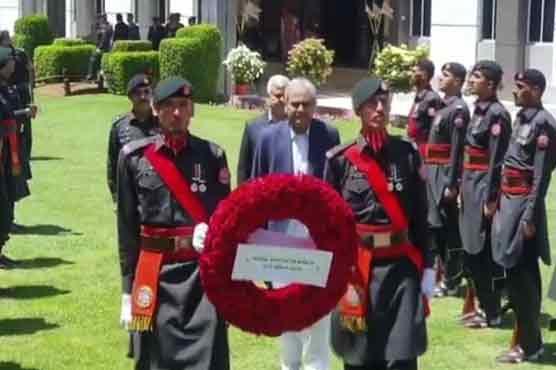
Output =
[
  {"x1": 175, "y1": 236, "x2": 191, "y2": 250},
  {"x1": 374, "y1": 233, "x2": 391, "y2": 248}
]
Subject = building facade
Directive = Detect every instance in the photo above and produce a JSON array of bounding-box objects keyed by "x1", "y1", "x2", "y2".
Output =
[{"x1": 1, "y1": 0, "x2": 556, "y2": 102}]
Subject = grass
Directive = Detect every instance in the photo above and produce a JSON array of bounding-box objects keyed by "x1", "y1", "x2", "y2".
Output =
[{"x1": 0, "y1": 91, "x2": 555, "y2": 370}]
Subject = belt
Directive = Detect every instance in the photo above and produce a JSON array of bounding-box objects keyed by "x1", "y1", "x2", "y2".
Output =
[
  {"x1": 424, "y1": 144, "x2": 451, "y2": 165},
  {"x1": 463, "y1": 146, "x2": 489, "y2": 171},
  {"x1": 140, "y1": 225, "x2": 197, "y2": 263},
  {"x1": 501, "y1": 167, "x2": 532, "y2": 196},
  {"x1": 356, "y1": 224, "x2": 409, "y2": 249}
]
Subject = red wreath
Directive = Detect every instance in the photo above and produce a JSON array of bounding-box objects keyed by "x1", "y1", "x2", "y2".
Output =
[{"x1": 200, "y1": 174, "x2": 357, "y2": 337}]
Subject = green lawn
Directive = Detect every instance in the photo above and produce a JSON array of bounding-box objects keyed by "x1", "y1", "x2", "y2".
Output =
[{"x1": 1, "y1": 92, "x2": 555, "y2": 370}]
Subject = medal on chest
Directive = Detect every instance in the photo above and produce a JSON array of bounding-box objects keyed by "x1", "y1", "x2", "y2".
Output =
[
  {"x1": 388, "y1": 164, "x2": 403, "y2": 192},
  {"x1": 517, "y1": 123, "x2": 532, "y2": 145},
  {"x1": 190, "y1": 163, "x2": 207, "y2": 193}
]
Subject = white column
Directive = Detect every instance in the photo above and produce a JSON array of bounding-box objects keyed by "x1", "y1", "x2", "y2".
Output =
[
  {"x1": 136, "y1": 0, "x2": 156, "y2": 40},
  {"x1": 66, "y1": 0, "x2": 95, "y2": 39},
  {"x1": 19, "y1": 0, "x2": 36, "y2": 16}
]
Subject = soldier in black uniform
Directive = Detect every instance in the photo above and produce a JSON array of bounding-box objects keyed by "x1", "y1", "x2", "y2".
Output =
[
  {"x1": 493, "y1": 69, "x2": 556, "y2": 363},
  {"x1": 147, "y1": 17, "x2": 166, "y2": 51},
  {"x1": 0, "y1": 47, "x2": 16, "y2": 268},
  {"x1": 326, "y1": 77, "x2": 434, "y2": 370},
  {"x1": 107, "y1": 74, "x2": 159, "y2": 203},
  {"x1": 1, "y1": 31, "x2": 35, "y2": 231},
  {"x1": 407, "y1": 59, "x2": 442, "y2": 156},
  {"x1": 117, "y1": 77, "x2": 230, "y2": 370},
  {"x1": 87, "y1": 14, "x2": 113, "y2": 81},
  {"x1": 459, "y1": 61, "x2": 511, "y2": 328},
  {"x1": 423, "y1": 63, "x2": 469, "y2": 297},
  {"x1": 0, "y1": 47, "x2": 35, "y2": 267}
]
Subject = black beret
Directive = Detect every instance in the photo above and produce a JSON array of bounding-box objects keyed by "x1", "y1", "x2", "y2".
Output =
[
  {"x1": 442, "y1": 62, "x2": 467, "y2": 81},
  {"x1": 127, "y1": 74, "x2": 152, "y2": 96},
  {"x1": 471, "y1": 60, "x2": 503, "y2": 85},
  {"x1": 0, "y1": 47, "x2": 13, "y2": 66},
  {"x1": 352, "y1": 77, "x2": 389, "y2": 112},
  {"x1": 153, "y1": 76, "x2": 193, "y2": 104},
  {"x1": 515, "y1": 69, "x2": 546, "y2": 93}
]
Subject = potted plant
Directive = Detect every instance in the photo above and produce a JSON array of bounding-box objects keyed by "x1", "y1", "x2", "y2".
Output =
[
  {"x1": 286, "y1": 38, "x2": 334, "y2": 87},
  {"x1": 223, "y1": 44, "x2": 266, "y2": 95},
  {"x1": 373, "y1": 44, "x2": 429, "y2": 93}
]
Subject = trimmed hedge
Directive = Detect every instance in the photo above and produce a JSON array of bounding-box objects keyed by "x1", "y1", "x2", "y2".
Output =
[
  {"x1": 111, "y1": 40, "x2": 153, "y2": 52},
  {"x1": 13, "y1": 15, "x2": 54, "y2": 58},
  {"x1": 53, "y1": 38, "x2": 89, "y2": 47},
  {"x1": 102, "y1": 51, "x2": 159, "y2": 95},
  {"x1": 34, "y1": 45, "x2": 96, "y2": 80},
  {"x1": 161, "y1": 24, "x2": 222, "y2": 102}
]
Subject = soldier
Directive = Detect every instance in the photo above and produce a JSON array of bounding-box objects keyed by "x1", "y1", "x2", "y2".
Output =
[
  {"x1": 0, "y1": 47, "x2": 35, "y2": 267},
  {"x1": 236, "y1": 74, "x2": 289, "y2": 186},
  {"x1": 459, "y1": 61, "x2": 511, "y2": 329},
  {"x1": 423, "y1": 63, "x2": 469, "y2": 297},
  {"x1": 127, "y1": 13, "x2": 141, "y2": 40},
  {"x1": 0, "y1": 30, "x2": 35, "y2": 231},
  {"x1": 147, "y1": 17, "x2": 166, "y2": 51},
  {"x1": 0, "y1": 47, "x2": 16, "y2": 268},
  {"x1": 166, "y1": 13, "x2": 184, "y2": 38},
  {"x1": 407, "y1": 59, "x2": 442, "y2": 156},
  {"x1": 326, "y1": 77, "x2": 434, "y2": 370},
  {"x1": 107, "y1": 74, "x2": 159, "y2": 203},
  {"x1": 493, "y1": 69, "x2": 556, "y2": 363},
  {"x1": 113, "y1": 13, "x2": 130, "y2": 43},
  {"x1": 117, "y1": 76, "x2": 230, "y2": 370},
  {"x1": 86, "y1": 14, "x2": 113, "y2": 82}
]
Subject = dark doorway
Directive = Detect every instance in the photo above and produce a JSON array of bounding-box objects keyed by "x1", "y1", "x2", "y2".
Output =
[
  {"x1": 95, "y1": 0, "x2": 105, "y2": 15},
  {"x1": 322, "y1": 0, "x2": 360, "y2": 66},
  {"x1": 46, "y1": 0, "x2": 65, "y2": 37}
]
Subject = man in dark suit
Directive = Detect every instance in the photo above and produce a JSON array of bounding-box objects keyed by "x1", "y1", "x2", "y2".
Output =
[
  {"x1": 236, "y1": 74, "x2": 290, "y2": 186},
  {"x1": 252, "y1": 77, "x2": 340, "y2": 370}
]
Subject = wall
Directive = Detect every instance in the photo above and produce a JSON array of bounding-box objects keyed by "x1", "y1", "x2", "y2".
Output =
[{"x1": 0, "y1": 0, "x2": 20, "y2": 34}]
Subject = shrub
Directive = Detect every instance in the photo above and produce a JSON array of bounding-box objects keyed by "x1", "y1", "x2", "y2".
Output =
[
  {"x1": 286, "y1": 38, "x2": 334, "y2": 87},
  {"x1": 160, "y1": 24, "x2": 222, "y2": 102},
  {"x1": 111, "y1": 40, "x2": 153, "y2": 52},
  {"x1": 373, "y1": 44, "x2": 429, "y2": 93},
  {"x1": 34, "y1": 45, "x2": 96, "y2": 80},
  {"x1": 223, "y1": 44, "x2": 265, "y2": 85},
  {"x1": 53, "y1": 38, "x2": 89, "y2": 47},
  {"x1": 13, "y1": 15, "x2": 54, "y2": 58},
  {"x1": 102, "y1": 51, "x2": 159, "y2": 95}
]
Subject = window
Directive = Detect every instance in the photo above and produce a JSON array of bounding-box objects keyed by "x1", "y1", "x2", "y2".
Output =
[
  {"x1": 411, "y1": 0, "x2": 431, "y2": 37},
  {"x1": 481, "y1": 0, "x2": 497, "y2": 40},
  {"x1": 529, "y1": 0, "x2": 555, "y2": 42}
]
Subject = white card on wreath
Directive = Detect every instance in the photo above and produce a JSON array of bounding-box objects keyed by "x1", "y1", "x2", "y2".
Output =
[{"x1": 231, "y1": 243, "x2": 333, "y2": 288}]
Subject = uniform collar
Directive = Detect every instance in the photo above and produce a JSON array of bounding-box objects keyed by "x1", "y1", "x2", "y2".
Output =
[
  {"x1": 518, "y1": 106, "x2": 543, "y2": 123},
  {"x1": 356, "y1": 133, "x2": 389, "y2": 157},
  {"x1": 474, "y1": 97, "x2": 498, "y2": 114},
  {"x1": 415, "y1": 85, "x2": 433, "y2": 101},
  {"x1": 153, "y1": 132, "x2": 190, "y2": 155},
  {"x1": 443, "y1": 94, "x2": 461, "y2": 106}
]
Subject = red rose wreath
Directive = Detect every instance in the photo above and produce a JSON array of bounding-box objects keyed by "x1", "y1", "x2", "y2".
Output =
[{"x1": 200, "y1": 174, "x2": 357, "y2": 336}]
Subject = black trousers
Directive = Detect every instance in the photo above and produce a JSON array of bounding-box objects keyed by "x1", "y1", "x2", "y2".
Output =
[
  {"x1": 465, "y1": 240, "x2": 502, "y2": 321},
  {"x1": 506, "y1": 242, "x2": 542, "y2": 355},
  {"x1": 87, "y1": 51, "x2": 103, "y2": 79},
  {"x1": 345, "y1": 359, "x2": 417, "y2": 370}
]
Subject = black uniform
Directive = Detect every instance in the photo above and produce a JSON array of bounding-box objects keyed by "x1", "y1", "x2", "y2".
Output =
[
  {"x1": 147, "y1": 25, "x2": 166, "y2": 50},
  {"x1": 165, "y1": 23, "x2": 184, "y2": 38},
  {"x1": 87, "y1": 23, "x2": 113, "y2": 80},
  {"x1": 117, "y1": 134, "x2": 230, "y2": 370},
  {"x1": 106, "y1": 112, "x2": 159, "y2": 202},
  {"x1": 491, "y1": 106, "x2": 556, "y2": 355},
  {"x1": 0, "y1": 84, "x2": 30, "y2": 204},
  {"x1": 128, "y1": 23, "x2": 141, "y2": 40},
  {"x1": 407, "y1": 86, "x2": 442, "y2": 149},
  {"x1": 459, "y1": 98, "x2": 511, "y2": 321},
  {"x1": 325, "y1": 136, "x2": 432, "y2": 370},
  {"x1": 9, "y1": 47, "x2": 33, "y2": 181},
  {"x1": 113, "y1": 21, "x2": 130, "y2": 42},
  {"x1": 0, "y1": 85, "x2": 16, "y2": 254},
  {"x1": 424, "y1": 95, "x2": 469, "y2": 291}
]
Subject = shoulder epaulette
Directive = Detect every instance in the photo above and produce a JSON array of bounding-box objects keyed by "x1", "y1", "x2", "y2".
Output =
[
  {"x1": 397, "y1": 135, "x2": 419, "y2": 151},
  {"x1": 121, "y1": 136, "x2": 156, "y2": 156},
  {"x1": 111, "y1": 113, "x2": 129, "y2": 127},
  {"x1": 208, "y1": 141, "x2": 225, "y2": 158},
  {"x1": 326, "y1": 140, "x2": 356, "y2": 159}
]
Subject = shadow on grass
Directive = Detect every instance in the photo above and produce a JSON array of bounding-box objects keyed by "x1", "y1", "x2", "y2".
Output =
[
  {"x1": 0, "y1": 285, "x2": 70, "y2": 299},
  {"x1": 17, "y1": 257, "x2": 74, "y2": 269},
  {"x1": 0, "y1": 318, "x2": 59, "y2": 336},
  {"x1": 30, "y1": 156, "x2": 63, "y2": 161},
  {"x1": 10, "y1": 224, "x2": 82, "y2": 236},
  {"x1": 0, "y1": 362, "x2": 40, "y2": 370}
]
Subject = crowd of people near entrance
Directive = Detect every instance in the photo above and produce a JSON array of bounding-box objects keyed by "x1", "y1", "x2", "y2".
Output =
[{"x1": 2, "y1": 20, "x2": 556, "y2": 369}]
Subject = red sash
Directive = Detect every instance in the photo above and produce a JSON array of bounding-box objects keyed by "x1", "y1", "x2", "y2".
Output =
[
  {"x1": 338, "y1": 145, "x2": 428, "y2": 332},
  {"x1": 1, "y1": 119, "x2": 22, "y2": 176},
  {"x1": 130, "y1": 144, "x2": 208, "y2": 332}
]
